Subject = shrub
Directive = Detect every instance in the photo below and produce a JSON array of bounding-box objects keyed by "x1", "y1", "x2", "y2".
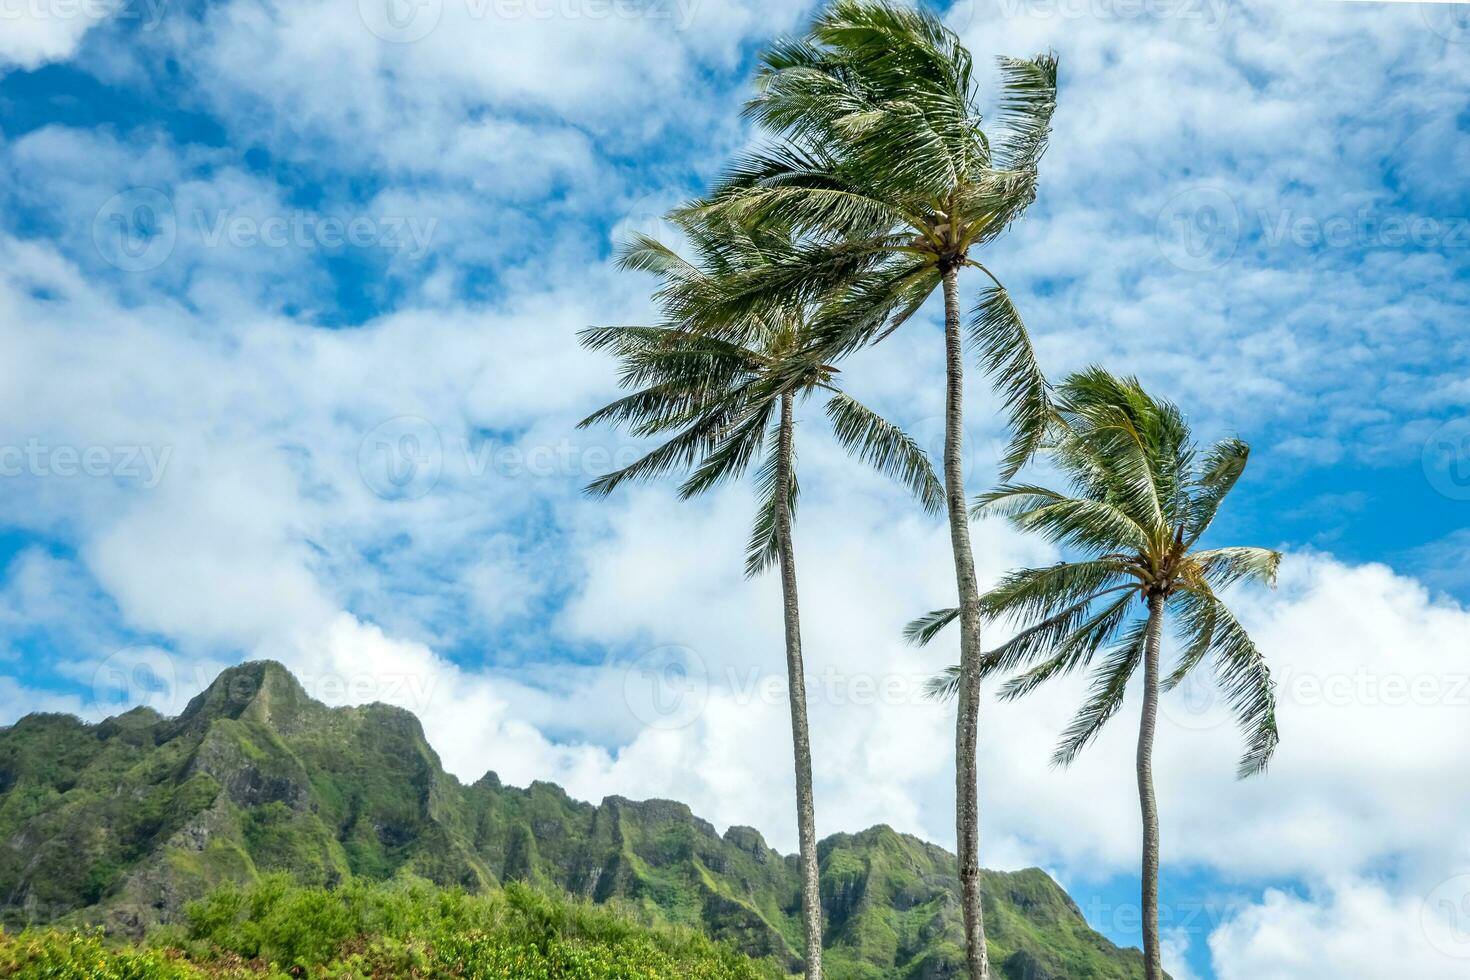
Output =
[
  {"x1": 1, "y1": 876, "x2": 782, "y2": 979},
  {"x1": 0, "y1": 928, "x2": 204, "y2": 979}
]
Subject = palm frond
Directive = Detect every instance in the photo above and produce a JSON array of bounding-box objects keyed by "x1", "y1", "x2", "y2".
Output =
[
  {"x1": 996, "y1": 590, "x2": 1138, "y2": 700},
  {"x1": 979, "y1": 559, "x2": 1136, "y2": 623},
  {"x1": 825, "y1": 393, "x2": 944, "y2": 513},
  {"x1": 745, "y1": 436, "x2": 799, "y2": 578},
  {"x1": 1192, "y1": 547, "x2": 1282, "y2": 592},
  {"x1": 617, "y1": 233, "x2": 702, "y2": 281},
  {"x1": 971, "y1": 483, "x2": 1064, "y2": 515},
  {"x1": 1163, "y1": 588, "x2": 1217, "y2": 692},
  {"x1": 1184, "y1": 437, "x2": 1250, "y2": 544},
  {"x1": 1172, "y1": 587, "x2": 1279, "y2": 777},
  {"x1": 991, "y1": 53, "x2": 1059, "y2": 175},
  {"x1": 905, "y1": 607, "x2": 960, "y2": 647},
  {"x1": 971, "y1": 284, "x2": 1052, "y2": 480},
  {"x1": 974, "y1": 486, "x2": 1151, "y2": 555},
  {"x1": 583, "y1": 405, "x2": 735, "y2": 497},
  {"x1": 1050, "y1": 368, "x2": 1187, "y2": 531},
  {"x1": 924, "y1": 663, "x2": 962, "y2": 701},
  {"x1": 805, "y1": 255, "x2": 943, "y2": 357},
  {"x1": 917, "y1": 559, "x2": 1139, "y2": 703},
  {"x1": 678, "y1": 401, "x2": 777, "y2": 499},
  {"x1": 979, "y1": 583, "x2": 1135, "y2": 680},
  {"x1": 577, "y1": 326, "x2": 764, "y2": 405},
  {"x1": 1051, "y1": 618, "x2": 1148, "y2": 768}
]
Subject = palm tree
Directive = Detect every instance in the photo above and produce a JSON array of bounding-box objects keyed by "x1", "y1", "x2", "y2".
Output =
[
  {"x1": 678, "y1": 6, "x2": 1059, "y2": 973},
  {"x1": 580, "y1": 218, "x2": 943, "y2": 980},
  {"x1": 911, "y1": 368, "x2": 1281, "y2": 980}
]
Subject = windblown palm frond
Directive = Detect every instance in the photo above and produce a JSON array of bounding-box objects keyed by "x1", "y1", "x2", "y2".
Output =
[
  {"x1": 1050, "y1": 618, "x2": 1149, "y2": 768},
  {"x1": 905, "y1": 607, "x2": 959, "y2": 648},
  {"x1": 971, "y1": 285, "x2": 1052, "y2": 480},
  {"x1": 918, "y1": 367, "x2": 1282, "y2": 778},
  {"x1": 825, "y1": 393, "x2": 944, "y2": 514},
  {"x1": 746, "y1": 435, "x2": 800, "y2": 577},
  {"x1": 1168, "y1": 586, "x2": 1279, "y2": 777}
]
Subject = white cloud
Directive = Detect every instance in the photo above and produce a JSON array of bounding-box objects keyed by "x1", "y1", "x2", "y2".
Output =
[
  {"x1": 1210, "y1": 879, "x2": 1470, "y2": 980},
  {"x1": 111, "y1": 0, "x2": 812, "y2": 182},
  {"x1": 0, "y1": 674, "x2": 84, "y2": 719},
  {"x1": 1161, "y1": 926, "x2": 1202, "y2": 980},
  {"x1": 0, "y1": 2, "x2": 113, "y2": 69},
  {"x1": 949, "y1": 0, "x2": 1470, "y2": 465}
]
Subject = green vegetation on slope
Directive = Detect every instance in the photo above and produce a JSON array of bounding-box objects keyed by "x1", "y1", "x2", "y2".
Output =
[
  {"x1": 0, "y1": 661, "x2": 1152, "y2": 978},
  {"x1": 0, "y1": 875, "x2": 778, "y2": 979}
]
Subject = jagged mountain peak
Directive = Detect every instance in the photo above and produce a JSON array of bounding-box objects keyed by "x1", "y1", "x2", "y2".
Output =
[
  {"x1": 0, "y1": 660, "x2": 1153, "y2": 979},
  {"x1": 174, "y1": 659, "x2": 310, "y2": 727}
]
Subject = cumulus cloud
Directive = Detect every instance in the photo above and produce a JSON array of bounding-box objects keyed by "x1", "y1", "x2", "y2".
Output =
[
  {"x1": 950, "y1": 0, "x2": 1470, "y2": 466},
  {"x1": 0, "y1": 1, "x2": 116, "y2": 69},
  {"x1": 1209, "y1": 879, "x2": 1470, "y2": 980}
]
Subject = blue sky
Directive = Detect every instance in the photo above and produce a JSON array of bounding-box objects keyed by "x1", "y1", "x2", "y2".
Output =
[{"x1": 2, "y1": 1, "x2": 1469, "y2": 977}]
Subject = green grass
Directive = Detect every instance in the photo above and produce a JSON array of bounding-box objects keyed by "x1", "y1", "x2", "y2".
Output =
[{"x1": 0, "y1": 875, "x2": 783, "y2": 979}]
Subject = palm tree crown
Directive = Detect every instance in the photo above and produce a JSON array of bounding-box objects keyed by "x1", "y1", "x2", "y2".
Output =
[
  {"x1": 914, "y1": 367, "x2": 1282, "y2": 778},
  {"x1": 580, "y1": 217, "x2": 942, "y2": 572},
  {"x1": 683, "y1": 0, "x2": 1059, "y2": 473}
]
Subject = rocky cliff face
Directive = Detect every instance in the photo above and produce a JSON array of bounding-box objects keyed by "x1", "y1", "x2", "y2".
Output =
[{"x1": 0, "y1": 661, "x2": 1151, "y2": 979}]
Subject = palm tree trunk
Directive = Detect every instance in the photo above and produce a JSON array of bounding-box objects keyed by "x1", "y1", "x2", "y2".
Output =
[
  {"x1": 774, "y1": 392, "x2": 824, "y2": 980},
  {"x1": 1138, "y1": 592, "x2": 1165, "y2": 980},
  {"x1": 942, "y1": 264, "x2": 990, "y2": 980}
]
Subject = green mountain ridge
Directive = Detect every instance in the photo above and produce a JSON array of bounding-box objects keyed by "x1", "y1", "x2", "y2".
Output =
[{"x1": 0, "y1": 660, "x2": 1152, "y2": 978}]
